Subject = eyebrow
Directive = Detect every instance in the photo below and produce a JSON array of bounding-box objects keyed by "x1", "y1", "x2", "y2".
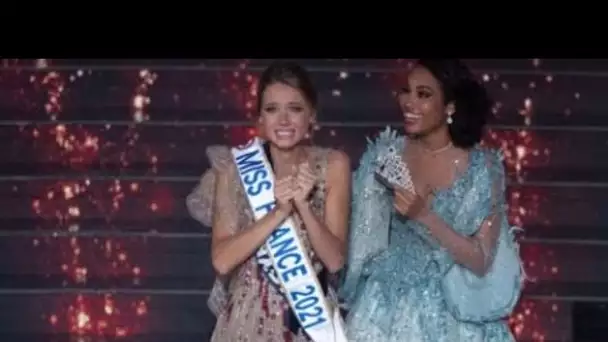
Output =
[
  {"x1": 397, "y1": 84, "x2": 434, "y2": 94},
  {"x1": 263, "y1": 101, "x2": 304, "y2": 106},
  {"x1": 416, "y1": 85, "x2": 434, "y2": 92}
]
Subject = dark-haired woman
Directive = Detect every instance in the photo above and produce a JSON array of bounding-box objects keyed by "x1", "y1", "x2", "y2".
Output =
[
  {"x1": 340, "y1": 59, "x2": 524, "y2": 341},
  {"x1": 187, "y1": 61, "x2": 350, "y2": 341}
]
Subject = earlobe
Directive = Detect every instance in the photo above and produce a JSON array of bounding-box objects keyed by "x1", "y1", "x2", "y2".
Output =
[{"x1": 446, "y1": 103, "x2": 456, "y2": 116}]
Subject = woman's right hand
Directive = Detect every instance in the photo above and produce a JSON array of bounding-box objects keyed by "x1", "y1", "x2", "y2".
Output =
[
  {"x1": 211, "y1": 172, "x2": 298, "y2": 276},
  {"x1": 274, "y1": 176, "x2": 296, "y2": 214}
]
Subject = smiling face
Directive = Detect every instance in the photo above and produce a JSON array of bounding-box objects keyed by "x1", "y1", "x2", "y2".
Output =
[
  {"x1": 397, "y1": 65, "x2": 454, "y2": 137},
  {"x1": 258, "y1": 82, "x2": 314, "y2": 150}
]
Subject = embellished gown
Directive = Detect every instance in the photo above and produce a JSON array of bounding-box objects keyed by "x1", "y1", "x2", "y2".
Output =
[
  {"x1": 186, "y1": 144, "x2": 338, "y2": 342},
  {"x1": 340, "y1": 128, "x2": 523, "y2": 341}
]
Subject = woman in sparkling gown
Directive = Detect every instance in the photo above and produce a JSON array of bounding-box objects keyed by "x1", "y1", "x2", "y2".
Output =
[
  {"x1": 186, "y1": 61, "x2": 351, "y2": 341},
  {"x1": 340, "y1": 59, "x2": 525, "y2": 341}
]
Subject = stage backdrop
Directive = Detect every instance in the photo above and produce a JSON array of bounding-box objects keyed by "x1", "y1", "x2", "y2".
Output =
[{"x1": 0, "y1": 58, "x2": 607, "y2": 342}]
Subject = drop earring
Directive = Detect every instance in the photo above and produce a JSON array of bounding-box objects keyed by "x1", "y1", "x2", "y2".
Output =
[
  {"x1": 446, "y1": 107, "x2": 454, "y2": 125},
  {"x1": 305, "y1": 119, "x2": 317, "y2": 141}
]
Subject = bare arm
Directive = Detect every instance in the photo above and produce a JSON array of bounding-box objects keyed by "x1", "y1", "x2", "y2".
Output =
[
  {"x1": 417, "y1": 211, "x2": 500, "y2": 276},
  {"x1": 415, "y1": 151, "x2": 505, "y2": 276},
  {"x1": 296, "y1": 150, "x2": 351, "y2": 273},
  {"x1": 211, "y1": 168, "x2": 291, "y2": 276}
]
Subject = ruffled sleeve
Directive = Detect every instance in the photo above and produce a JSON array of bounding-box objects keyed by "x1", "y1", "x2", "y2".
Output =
[
  {"x1": 339, "y1": 129, "x2": 400, "y2": 307},
  {"x1": 442, "y1": 148, "x2": 525, "y2": 323},
  {"x1": 185, "y1": 145, "x2": 237, "y2": 316},
  {"x1": 186, "y1": 145, "x2": 234, "y2": 227}
]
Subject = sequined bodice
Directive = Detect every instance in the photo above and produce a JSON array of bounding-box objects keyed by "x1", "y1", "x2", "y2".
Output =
[
  {"x1": 363, "y1": 146, "x2": 487, "y2": 287},
  {"x1": 341, "y1": 127, "x2": 518, "y2": 342},
  {"x1": 186, "y1": 144, "x2": 334, "y2": 342}
]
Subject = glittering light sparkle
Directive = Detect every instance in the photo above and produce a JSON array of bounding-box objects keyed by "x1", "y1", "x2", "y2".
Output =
[
  {"x1": 132, "y1": 69, "x2": 157, "y2": 123},
  {"x1": 16, "y1": 59, "x2": 153, "y2": 337},
  {"x1": 1, "y1": 58, "x2": 592, "y2": 340},
  {"x1": 481, "y1": 60, "x2": 564, "y2": 341},
  {"x1": 220, "y1": 60, "x2": 260, "y2": 144}
]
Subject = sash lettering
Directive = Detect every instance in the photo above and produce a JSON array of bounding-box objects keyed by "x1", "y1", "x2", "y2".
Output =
[{"x1": 231, "y1": 138, "x2": 347, "y2": 342}]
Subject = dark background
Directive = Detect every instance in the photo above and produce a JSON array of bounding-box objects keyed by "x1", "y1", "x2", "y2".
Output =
[{"x1": 0, "y1": 58, "x2": 606, "y2": 341}]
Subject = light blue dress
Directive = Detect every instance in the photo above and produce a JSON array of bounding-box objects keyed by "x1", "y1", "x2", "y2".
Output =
[{"x1": 340, "y1": 128, "x2": 522, "y2": 341}]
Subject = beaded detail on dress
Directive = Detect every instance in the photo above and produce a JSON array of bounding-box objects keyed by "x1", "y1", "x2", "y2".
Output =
[
  {"x1": 186, "y1": 145, "x2": 333, "y2": 342},
  {"x1": 340, "y1": 127, "x2": 521, "y2": 342}
]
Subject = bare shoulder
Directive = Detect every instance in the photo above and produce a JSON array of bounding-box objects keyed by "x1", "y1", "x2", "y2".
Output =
[
  {"x1": 327, "y1": 148, "x2": 351, "y2": 170},
  {"x1": 324, "y1": 148, "x2": 351, "y2": 186}
]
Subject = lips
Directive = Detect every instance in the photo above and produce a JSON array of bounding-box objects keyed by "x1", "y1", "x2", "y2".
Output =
[
  {"x1": 275, "y1": 128, "x2": 296, "y2": 139},
  {"x1": 404, "y1": 112, "x2": 421, "y2": 125},
  {"x1": 404, "y1": 112, "x2": 422, "y2": 119}
]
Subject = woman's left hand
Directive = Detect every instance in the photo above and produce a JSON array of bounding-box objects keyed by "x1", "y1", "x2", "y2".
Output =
[
  {"x1": 294, "y1": 162, "x2": 316, "y2": 207},
  {"x1": 393, "y1": 187, "x2": 429, "y2": 220}
]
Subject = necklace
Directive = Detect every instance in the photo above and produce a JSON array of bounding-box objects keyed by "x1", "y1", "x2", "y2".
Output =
[
  {"x1": 421, "y1": 141, "x2": 454, "y2": 155},
  {"x1": 419, "y1": 141, "x2": 462, "y2": 170}
]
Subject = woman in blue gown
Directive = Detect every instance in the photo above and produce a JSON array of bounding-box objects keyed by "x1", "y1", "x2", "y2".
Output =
[{"x1": 340, "y1": 59, "x2": 525, "y2": 341}]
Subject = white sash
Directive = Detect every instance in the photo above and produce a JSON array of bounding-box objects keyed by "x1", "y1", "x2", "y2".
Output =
[{"x1": 230, "y1": 137, "x2": 347, "y2": 342}]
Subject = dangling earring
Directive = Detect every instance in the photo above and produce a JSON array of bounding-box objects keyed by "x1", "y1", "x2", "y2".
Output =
[
  {"x1": 305, "y1": 119, "x2": 317, "y2": 141},
  {"x1": 305, "y1": 126, "x2": 315, "y2": 141},
  {"x1": 446, "y1": 106, "x2": 454, "y2": 125}
]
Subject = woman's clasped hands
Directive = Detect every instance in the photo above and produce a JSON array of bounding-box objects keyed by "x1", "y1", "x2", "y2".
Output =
[{"x1": 274, "y1": 163, "x2": 316, "y2": 214}]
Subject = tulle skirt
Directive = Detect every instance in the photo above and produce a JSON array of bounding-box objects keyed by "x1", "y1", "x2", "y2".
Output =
[{"x1": 345, "y1": 273, "x2": 516, "y2": 342}]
